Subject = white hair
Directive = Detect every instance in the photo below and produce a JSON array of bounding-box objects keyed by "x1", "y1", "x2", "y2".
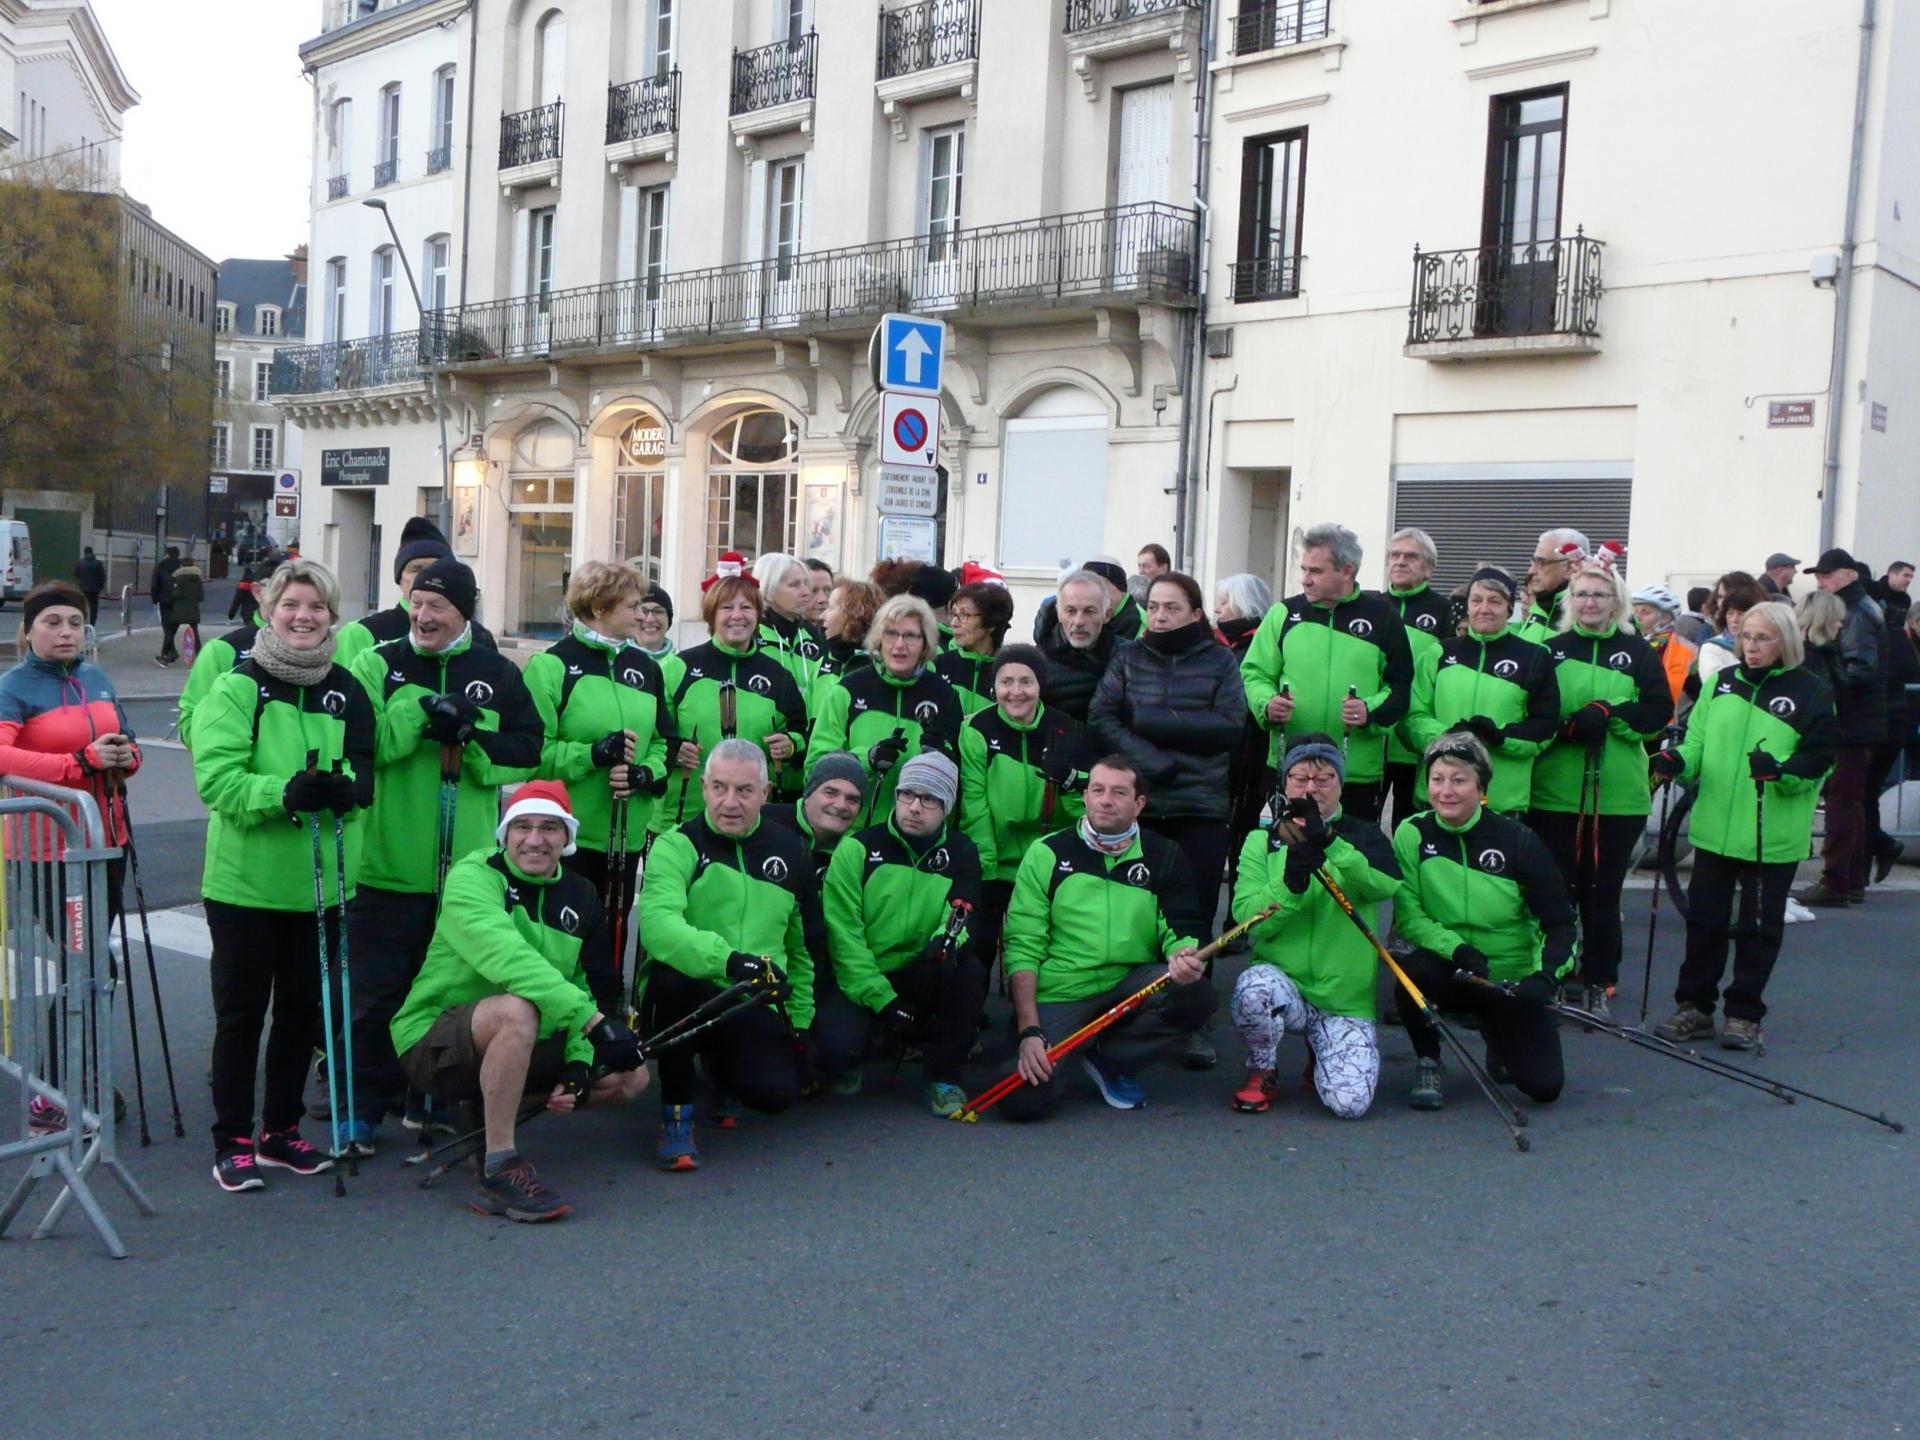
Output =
[
  {"x1": 1215, "y1": 572, "x2": 1272, "y2": 621},
  {"x1": 705, "y1": 738, "x2": 769, "y2": 784},
  {"x1": 1057, "y1": 569, "x2": 1108, "y2": 602},
  {"x1": 1389, "y1": 528, "x2": 1438, "y2": 570},
  {"x1": 1539, "y1": 527, "x2": 1591, "y2": 556},
  {"x1": 752, "y1": 553, "x2": 806, "y2": 592}
]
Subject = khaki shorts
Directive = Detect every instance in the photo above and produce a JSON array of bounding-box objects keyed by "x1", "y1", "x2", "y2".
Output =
[{"x1": 399, "y1": 1000, "x2": 570, "y2": 1102}]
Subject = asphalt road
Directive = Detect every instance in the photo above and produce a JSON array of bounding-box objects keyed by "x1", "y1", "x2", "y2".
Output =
[{"x1": 6, "y1": 890, "x2": 1917, "y2": 1440}]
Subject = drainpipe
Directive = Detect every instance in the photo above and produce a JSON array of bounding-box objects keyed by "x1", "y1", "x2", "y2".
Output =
[
  {"x1": 1172, "y1": 0, "x2": 1215, "y2": 574},
  {"x1": 455, "y1": 0, "x2": 479, "y2": 321},
  {"x1": 1818, "y1": 0, "x2": 1876, "y2": 552}
]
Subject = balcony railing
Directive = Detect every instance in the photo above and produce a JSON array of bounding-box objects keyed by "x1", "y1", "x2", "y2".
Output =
[
  {"x1": 877, "y1": 0, "x2": 980, "y2": 80},
  {"x1": 731, "y1": 31, "x2": 818, "y2": 115},
  {"x1": 1406, "y1": 229, "x2": 1604, "y2": 345},
  {"x1": 424, "y1": 201, "x2": 1198, "y2": 366},
  {"x1": 326, "y1": 174, "x2": 349, "y2": 201},
  {"x1": 1232, "y1": 0, "x2": 1330, "y2": 54},
  {"x1": 426, "y1": 144, "x2": 452, "y2": 175},
  {"x1": 500, "y1": 100, "x2": 564, "y2": 170},
  {"x1": 607, "y1": 70, "x2": 680, "y2": 144},
  {"x1": 1065, "y1": 0, "x2": 1200, "y2": 33},
  {"x1": 1231, "y1": 235, "x2": 1301, "y2": 301},
  {"x1": 372, "y1": 156, "x2": 398, "y2": 188},
  {"x1": 270, "y1": 330, "x2": 425, "y2": 396}
]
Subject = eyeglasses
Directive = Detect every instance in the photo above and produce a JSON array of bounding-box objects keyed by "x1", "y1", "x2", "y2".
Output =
[
  {"x1": 1287, "y1": 772, "x2": 1340, "y2": 789},
  {"x1": 1570, "y1": 589, "x2": 1614, "y2": 603},
  {"x1": 882, "y1": 628, "x2": 923, "y2": 645},
  {"x1": 897, "y1": 790, "x2": 942, "y2": 809},
  {"x1": 950, "y1": 607, "x2": 980, "y2": 622},
  {"x1": 1530, "y1": 555, "x2": 1569, "y2": 567}
]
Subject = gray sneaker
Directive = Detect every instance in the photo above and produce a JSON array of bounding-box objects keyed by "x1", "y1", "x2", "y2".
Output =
[
  {"x1": 1409, "y1": 1057, "x2": 1445, "y2": 1111},
  {"x1": 1719, "y1": 1017, "x2": 1762, "y2": 1051},
  {"x1": 1653, "y1": 1003, "x2": 1716, "y2": 1044}
]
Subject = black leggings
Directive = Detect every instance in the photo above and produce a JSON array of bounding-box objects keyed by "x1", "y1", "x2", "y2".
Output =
[
  {"x1": 1153, "y1": 816, "x2": 1231, "y2": 941},
  {"x1": 343, "y1": 885, "x2": 438, "y2": 1127},
  {"x1": 641, "y1": 965, "x2": 800, "y2": 1113},
  {"x1": 564, "y1": 845, "x2": 641, "y2": 1017},
  {"x1": 207, "y1": 899, "x2": 334, "y2": 1151},
  {"x1": 1528, "y1": 809, "x2": 1642, "y2": 988},
  {"x1": 1675, "y1": 849, "x2": 1796, "y2": 1023},
  {"x1": 970, "y1": 880, "x2": 1014, "y2": 982},
  {"x1": 1394, "y1": 948, "x2": 1563, "y2": 1104}
]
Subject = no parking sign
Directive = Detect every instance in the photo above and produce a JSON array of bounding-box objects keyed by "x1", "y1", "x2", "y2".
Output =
[{"x1": 879, "y1": 392, "x2": 940, "y2": 469}]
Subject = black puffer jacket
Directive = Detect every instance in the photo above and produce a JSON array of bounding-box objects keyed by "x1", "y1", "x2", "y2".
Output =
[
  {"x1": 1038, "y1": 620, "x2": 1117, "y2": 723},
  {"x1": 1088, "y1": 620, "x2": 1248, "y2": 820},
  {"x1": 1832, "y1": 579, "x2": 1889, "y2": 745}
]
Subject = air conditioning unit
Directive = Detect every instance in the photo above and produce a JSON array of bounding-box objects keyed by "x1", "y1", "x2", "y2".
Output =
[{"x1": 1205, "y1": 328, "x2": 1234, "y2": 359}]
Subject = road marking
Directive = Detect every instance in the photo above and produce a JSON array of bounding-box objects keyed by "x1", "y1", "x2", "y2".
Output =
[{"x1": 142, "y1": 906, "x2": 212, "y2": 960}]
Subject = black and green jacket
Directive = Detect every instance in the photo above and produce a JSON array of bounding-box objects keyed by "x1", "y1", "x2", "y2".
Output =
[
  {"x1": 807, "y1": 660, "x2": 965, "y2": 826},
  {"x1": 1391, "y1": 808, "x2": 1575, "y2": 983},
  {"x1": 349, "y1": 628, "x2": 543, "y2": 894},
  {"x1": 1109, "y1": 594, "x2": 1148, "y2": 642},
  {"x1": 636, "y1": 815, "x2": 819, "y2": 1028},
  {"x1": 658, "y1": 639, "x2": 809, "y2": 823},
  {"x1": 1383, "y1": 584, "x2": 1453, "y2": 767},
  {"x1": 1402, "y1": 626, "x2": 1561, "y2": 814},
  {"x1": 1517, "y1": 586, "x2": 1566, "y2": 646},
  {"x1": 823, "y1": 818, "x2": 982, "y2": 1012},
  {"x1": 177, "y1": 621, "x2": 257, "y2": 748},
  {"x1": 193, "y1": 659, "x2": 376, "y2": 912},
  {"x1": 763, "y1": 801, "x2": 850, "y2": 889},
  {"x1": 934, "y1": 644, "x2": 996, "y2": 717},
  {"x1": 1003, "y1": 826, "x2": 1201, "y2": 1003},
  {"x1": 390, "y1": 849, "x2": 602, "y2": 1067},
  {"x1": 957, "y1": 702, "x2": 1088, "y2": 883},
  {"x1": 336, "y1": 601, "x2": 498, "y2": 669},
  {"x1": 1240, "y1": 588, "x2": 1413, "y2": 784},
  {"x1": 759, "y1": 610, "x2": 827, "y2": 694},
  {"x1": 1674, "y1": 663, "x2": 1836, "y2": 863},
  {"x1": 1533, "y1": 624, "x2": 1671, "y2": 817},
  {"x1": 523, "y1": 626, "x2": 671, "y2": 850},
  {"x1": 1231, "y1": 812, "x2": 1402, "y2": 1020}
]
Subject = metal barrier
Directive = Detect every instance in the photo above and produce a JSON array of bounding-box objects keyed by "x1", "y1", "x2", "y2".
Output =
[{"x1": 0, "y1": 776, "x2": 153, "y2": 1257}]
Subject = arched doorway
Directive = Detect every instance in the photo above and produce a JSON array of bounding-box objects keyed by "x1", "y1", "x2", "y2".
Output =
[{"x1": 702, "y1": 406, "x2": 799, "y2": 570}]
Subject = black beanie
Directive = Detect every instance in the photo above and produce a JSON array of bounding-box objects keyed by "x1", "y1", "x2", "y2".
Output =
[
  {"x1": 990, "y1": 643, "x2": 1049, "y2": 690},
  {"x1": 907, "y1": 563, "x2": 958, "y2": 610},
  {"x1": 643, "y1": 581, "x2": 674, "y2": 625},
  {"x1": 412, "y1": 556, "x2": 477, "y2": 620},
  {"x1": 393, "y1": 516, "x2": 452, "y2": 583}
]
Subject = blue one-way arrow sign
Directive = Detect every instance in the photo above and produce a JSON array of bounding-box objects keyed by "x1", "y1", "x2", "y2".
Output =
[{"x1": 871, "y1": 313, "x2": 945, "y2": 398}]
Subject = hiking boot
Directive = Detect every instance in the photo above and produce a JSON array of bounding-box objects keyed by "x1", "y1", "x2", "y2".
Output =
[
  {"x1": 1654, "y1": 1003, "x2": 1716, "y2": 1044},
  {"x1": 470, "y1": 1157, "x2": 571, "y2": 1223},
  {"x1": 256, "y1": 1127, "x2": 334, "y2": 1176},
  {"x1": 924, "y1": 1082, "x2": 967, "y2": 1119},
  {"x1": 1484, "y1": 1043, "x2": 1511, "y2": 1086},
  {"x1": 1409, "y1": 1057, "x2": 1445, "y2": 1111},
  {"x1": 332, "y1": 1119, "x2": 377, "y2": 1160},
  {"x1": 1232, "y1": 1068, "x2": 1280, "y2": 1114},
  {"x1": 1720, "y1": 1017, "x2": 1762, "y2": 1052},
  {"x1": 827, "y1": 1071, "x2": 863, "y2": 1097},
  {"x1": 1181, "y1": 1030, "x2": 1218, "y2": 1071},
  {"x1": 656, "y1": 1104, "x2": 699, "y2": 1172},
  {"x1": 1795, "y1": 881, "x2": 1852, "y2": 908},
  {"x1": 212, "y1": 1143, "x2": 266, "y2": 1193},
  {"x1": 1081, "y1": 1052, "x2": 1146, "y2": 1110},
  {"x1": 710, "y1": 1088, "x2": 741, "y2": 1130},
  {"x1": 1584, "y1": 986, "x2": 1615, "y2": 1024}
]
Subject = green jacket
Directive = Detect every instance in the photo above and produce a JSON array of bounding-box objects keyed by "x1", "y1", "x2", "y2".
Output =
[
  {"x1": 1517, "y1": 587, "x2": 1565, "y2": 646},
  {"x1": 657, "y1": 639, "x2": 809, "y2": 828},
  {"x1": 1003, "y1": 826, "x2": 1201, "y2": 1003},
  {"x1": 348, "y1": 628, "x2": 543, "y2": 894},
  {"x1": 1231, "y1": 812, "x2": 1402, "y2": 1020},
  {"x1": 648, "y1": 652, "x2": 687, "y2": 838},
  {"x1": 957, "y1": 702, "x2": 1086, "y2": 883},
  {"x1": 177, "y1": 621, "x2": 257, "y2": 748},
  {"x1": 337, "y1": 602, "x2": 500, "y2": 670},
  {"x1": 1532, "y1": 624, "x2": 1672, "y2": 817},
  {"x1": 1383, "y1": 585, "x2": 1453, "y2": 765},
  {"x1": 808, "y1": 638, "x2": 865, "y2": 717},
  {"x1": 934, "y1": 645, "x2": 996, "y2": 717},
  {"x1": 807, "y1": 660, "x2": 965, "y2": 827},
  {"x1": 1109, "y1": 594, "x2": 1148, "y2": 642},
  {"x1": 1675, "y1": 663, "x2": 1836, "y2": 863},
  {"x1": 194, "y1": 659, "x2": 376, "y2": 911},
  {"x1": 759, "y1": 611, "x2": 826, "y2": 696},
  {"x1": 1391, "y1": 808, "x2": 1575, "y2": 983},
  {"x1": 1402, "y1": 626, "x2": 1561, "y2": 814},
  {"x1": 763, "y1": 801, "x2": 850, "y2": 889},
  {"x1": 1240, "y1": 588, "x2": 1413, "y2": 784},
  {"x1": 523, "y1": 626, "x2": 670, "y2": 851},
  {"x1": 389, "y1": 850, "x2": 602, "y2": 1067},
  {"x1": 636, "y1": 814, "x2": 819, "y2": 1029},
  {"x1": 823, "y1": 818, "x2": 982, "y2": 1012}
]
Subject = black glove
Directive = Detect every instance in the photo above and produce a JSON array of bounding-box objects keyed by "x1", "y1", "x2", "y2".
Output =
[
  {"x1": 1649, "y1": 749, "x2": 1685, "y2": 783},
  {"x1": 1288, "y1": 798, "x2": 1331, "y2": 848},
  {"x1": 1748, "y1": 747, "x2": 1783, "y2": 785},
  {"x1": 325, "y1": 768, "x2": 358, "y2": 815},
  {"x1": 1456, "y1": 715, "x2": 1504, "y2": 748},
  {"x1": 420, "y1": 693, "x2": 474, "y2": 744},
  {"x1": 282, "y1": 769, "x2": 333, "y2": 819},
  {"x1": 633, "y1": 766, "x2": 670, "y2": 797},
  {"x1": 1514, "y1": 972, "x2": 1558, "y2": 1007},
  {"x1": 556, "y1": 1060, "x2": 592, "y2": 1105},
  {"x1": 585, "y1": 1014, "x2": 644, "y2": 1072},
  {"x1": 1282, "y1": 851, "x2": 1318, "y2": 895},
  {"x1": 1039, "y1": 744, "x2": 1083, "y2": 791},
  {"x1": 1563, "y1": 701, "x2": 1612, "y2": 747},
  {"x1": 1451, "y1": 944, "x2": 1491, "y2": 980},
  {"x1": 590, "y1": 732, "x2": 633, "y2": 769},
  {"x1": 867, "y1": 731, "x2": 909, "y2": 776},
  {"x1": 878, "y1": 999, "x2": 917, "y2": 1035},
  {"x1": 726, "y1": 952, "x2": 769, "y2": 985}
]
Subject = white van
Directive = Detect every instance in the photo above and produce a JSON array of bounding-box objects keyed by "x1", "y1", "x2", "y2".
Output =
[{"x1": 0, "y1": 520, "x2": 31, "y2": 603}]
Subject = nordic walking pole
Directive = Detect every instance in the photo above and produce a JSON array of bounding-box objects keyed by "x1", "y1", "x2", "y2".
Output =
[
  {"x1": 302, "y1": 752, "x2": 346, "y2": 1196},
  {"x1": 110, "y1": 865, "x2": 151, "y2": 1147},
  {"x1": 329, "y1": 760, "x2": 358, "y2": 1178},
  {"x1": 435, "y1": 741, "x2": 461, "y2": 902},
  {"x1": 1640, "y1": 779, "x2": 1672, "y2": 1026},
  {"x1": 1340, "y1": 684, "x2": 1358, "y2": 759},
  {"x1": 1314, "y1": 866, "x2": 1532, "y2": 1151},
  {"x1": 112, "y1": 782, "x2": 183, "y2": 1137},
  {"x1": 952, "y1": 907, "x2": 1278, "y2": 1123}
]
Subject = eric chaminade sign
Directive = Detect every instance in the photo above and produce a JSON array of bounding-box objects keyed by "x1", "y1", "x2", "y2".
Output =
[{"x1": 321, "y1": 447, "x2": 391, "y2": 487}]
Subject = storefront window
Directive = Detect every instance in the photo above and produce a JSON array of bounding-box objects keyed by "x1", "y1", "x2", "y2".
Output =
[
  {"x1": 507, "y1": 419, "x2": 578, "y2": 637},
  {"x1": 615, "y1": 413, "x2": 667, "y2": 582},
  {"x1": 704, "y1": 408, "x2": 798, "y2": 570}
]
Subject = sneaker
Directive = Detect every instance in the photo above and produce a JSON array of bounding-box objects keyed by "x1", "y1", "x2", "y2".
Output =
[
  {"x1": 1484, "y1": 1042, "x2": 1511, "y2": 1086},
  {"x1": 1653, "y1": 1003, "x2": 1716, "y2": 1044},
  {"x1": 1232, "y1": 1067, "x2": 1279, "y2": 1114},
  {"x1": 27, "y1": 1095, "x2": 65, "y2": 1136},
  {"x1": 1409, "y1": 1057, "x2": 1445, "y2": 1111},
  {"x1": 305, "y1": 1056, "x2": 332, "y2": 1121},
  {"x1": 924, "y1": 1082, "x2": 967, "y2": 1119},
  {"x1": 1720, "y1": 1017, "x2": 1762, "y2": 1051},
  {"x1": 1081, "y1": 1053, "x2": 1145, "y2": 1110},
  {"x1": 1181, "y1": 1030, "x2": 1218, "y2": 1071},
  {"x1": 212, "y1": 1143, "x2": 266, "y2": 1193},
  {"x1": 1873, "y1": 841, "x2": 1904, "y2": 884},
  {"x1": 1796, "y1": 881, "x2": 1852, "y2": 908},
  {"x1": 656, "y1": 1103, "x2": 699, "y2": 1172},
  {"x1": 710, "y1": 1089, "x2": 741, "y2": 1130},
  {"x1": 1585, "y1": 986, "x2": 1615, "y2": 1023},
  {"x1": 332, "y1": 1119, "x2": 377, "y2": 1160},
  {"x1": 1783, "y1": 898, "x2": 1817, "y2": 924},
  {"x1": 827, "y1": 1071, "x2": 863, "y2": 1097},
  {"x1": 469, "y1": 1156, "x2": 571, "y2": 1223},
  {"x1": 256, "y1": 1127, "x2": 335, "y2": 1176}
]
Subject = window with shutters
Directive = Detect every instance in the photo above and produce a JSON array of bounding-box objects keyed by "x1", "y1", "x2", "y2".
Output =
[{"x1": 1389, "y1": 466, "x2": 1632, "y2": 594}]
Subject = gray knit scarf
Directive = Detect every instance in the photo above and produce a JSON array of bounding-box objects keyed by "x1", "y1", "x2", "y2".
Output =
[{"x1": 251, "y1": 624, "x2": 338, "y2": 686}]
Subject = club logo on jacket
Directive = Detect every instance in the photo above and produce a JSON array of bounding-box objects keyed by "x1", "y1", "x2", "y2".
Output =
[
  {"x1": 1413, "y1": 613, "x2": 1438, "y2": 631},
  {"x1": 1348, "y1": 619, "x2": 1374, "y2": 638},
  {"x1": 465, "y1": 680, "x2": 495, "y2": 705},
  {"x1": 1288, "y1": 610, "x2": 1305, "y2": 624},
  {"x1": 747, "y1": 673, "x2": 773, "y2": 695},
  {"x1": 236, "y1": 648, "x2": 253, "y2": 662},
  {"x1": 1124, "y1": 861, "x2": 1152, "y2": 887},
  {"x1": 1768, "y1": 696, "x2": 1797, "y2": 718},
  {"x1": 1609, "y1": 651, "x2": 1633, "y2": 670},
  {"x1": 321, "y1": 689, "x2": 348, "y2": 717},
  {"x1": 761, "y1": 855, "x2": 789, "y2": 883},
  {"x1": 621, "y1": 667, "x2": 645, "y2": 687},
  {"x1": 558, "y1": 905, "x2": 581, "y2": 934},
  {"x1": 928, "y1": 847, "x2": 950, "y2": 872},
  {"x1": 1494, "y1": 659, "x2": 1520, "y2": 678},
  {"x1": 1478, "y1": 848, "x2": 1507, "y2": 874},
  {"x1": 914, "y1": 700, "x2": 941, "y2": 723}
]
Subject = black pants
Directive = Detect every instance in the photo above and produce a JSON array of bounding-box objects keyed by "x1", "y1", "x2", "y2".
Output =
[
  {"x1": 1864, "y1": 739, "x2": 1905, "y2": 863},
  {"x1": 1676, "y1": 849, "x2": 1796, "y2": 1022},
  {"x1": 970, "y1": 880, "x2": 1014, "y2": 981},
  {"x1": 1340, "y1": 780, "x2": 1385, "y2": 825},
  {"x1": 642, "y1": 965, "x2": 800, "y2": 1112},
  {"x1": 81, "y1": 591, "x2": 101, "y2": 625},
  {"x1": 207, "y1": 899, "x2": 333, "y2": 1151},
  {"x1": 1384, "y1": 761, "x2": 1419, "y2": 829},
  {"x1": 564, "y1": 845, "x2": 640, "y2": 1017},
  {"x1": 1529, "y1": 809, "x2": 1642, "y2": 988},
  {"x1": 344, "y1": 885, "x2": 440, "y2": 1126},
  {"x1": 1820, "y1": 745, "x2": 1874, "y2": 892},
  {"x1": 1153, "y1": 816, "x2": 1231, "y2": 940},
  {"x1": 1394, "y1": 948, "x2": 1563, "y2": 1104},
  {"x1": 160, "y1": 621, "x2": 199, "y2": 661},
  {"x1": 813, "y1": 952, "x2": 983, "y2": 1086}
]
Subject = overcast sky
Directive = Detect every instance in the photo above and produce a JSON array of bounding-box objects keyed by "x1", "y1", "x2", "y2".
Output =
[{"x1": 92, "y1": 0, "x2": 314, "y2": 262}]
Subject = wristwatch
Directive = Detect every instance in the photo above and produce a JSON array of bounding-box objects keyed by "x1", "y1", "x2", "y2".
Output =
[{"x1": 1018, "y1": 1026, "x2": 1046, "y2": 1044}]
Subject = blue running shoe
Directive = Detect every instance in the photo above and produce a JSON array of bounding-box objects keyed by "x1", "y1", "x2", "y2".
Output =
[
  {"x1": 1081, "y1": 1053, "x2": 1145, "y2": 1110},
  {"x1": 657, "y1": 1104, "x2": 699, "y2": 1172}
]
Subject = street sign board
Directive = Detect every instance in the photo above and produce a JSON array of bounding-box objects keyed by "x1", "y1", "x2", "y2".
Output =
[
  {"x1": 879, "y1": 392, "x2": 940, "y2": 468},
  {"x1": 1767, "y1": 401, "x2": 1815, "y2": 429},
  {"x1": 877, "y1": 515, "x2": 939, "y2": 564},
  {"x1": 275, "y1": 469, "x2": 300, "y2": 491},
  {"x1": 321, "y1": 447, "x2": 391, "y2": 486},
  {"x1": 876, "y1": 466, "x2": 940, "y2": 517},
  {"x1": 870, "y1": 313, "x2": 945, "y2": 398},
  {"x1": 274, "y1": 494, "x2": 300, "y2": 518}
]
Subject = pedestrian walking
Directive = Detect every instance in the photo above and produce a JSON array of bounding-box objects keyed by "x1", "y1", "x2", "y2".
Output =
[
  {"x1": 1796, "y1": 548, "x2": 1889, "y2": 906},
  {"x1": 162, "y1": 554, "x2": 204, "y2": 665},
  {"x1": 150, "y1": 546, "x2": 181, "y2": 664},
  {"x1": 72, "y1": 547, "x2": 105, "y2": 626}
]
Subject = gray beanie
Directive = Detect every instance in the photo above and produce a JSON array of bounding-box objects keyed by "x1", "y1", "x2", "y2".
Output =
[
  {"x1": 895, "y1": 751, "x2": 958, "y2": 812},
  {"x1": 803, "y1": 751, "x2": 869, "y2": 803}
]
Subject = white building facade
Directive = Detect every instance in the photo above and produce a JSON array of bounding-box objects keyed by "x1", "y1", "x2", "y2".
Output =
[
  {"x1": 0, "y1": 0, "x2": 132, "y2": 185},
  {"x1": 215, "y1": 256, "x2": 308, "y2": 554}
]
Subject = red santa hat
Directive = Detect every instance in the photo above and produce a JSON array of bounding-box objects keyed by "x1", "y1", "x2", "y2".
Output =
[
  {"x1": 701, "y1": 551, "x2": 759, "y2": 592},
  {"x1": 959, "y1": 561, "x2": 1006, "y2": 589},
  {"x1": 497, "y1": 780, "x2": 579, "y2": 854}
]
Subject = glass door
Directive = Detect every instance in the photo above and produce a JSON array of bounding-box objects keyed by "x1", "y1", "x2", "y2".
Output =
[
  {"x1": 915, "y1": 126, "x2": 965, "y2": 308},
  {"x1": 1481, "y1": 87, "x2": 1566, "y2": 336}
]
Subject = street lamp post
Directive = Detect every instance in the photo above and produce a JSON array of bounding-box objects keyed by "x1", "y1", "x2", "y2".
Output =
[{"x1": 363, "y1": 198, "x2": 454, "y2": 536}]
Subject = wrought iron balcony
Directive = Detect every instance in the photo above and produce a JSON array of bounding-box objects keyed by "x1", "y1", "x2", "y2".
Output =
[
  {"x1": 423, "y1": 201, "x2": 1198, "y2": 367},
  {"x1": 1232, "y1": 0, "x2": 1330, "y2": 54},
  {"x1": 1064, "y1": 0, "x2": 1200, "y2": 33},
  {"x1": 878, "y1": 0, "x2": 980, "y2": 80},
  {"x1": 269, "y1": 331, "x2": 425, "y2": 396},
  {"x1": 607, "y1": 71, "x2": 680, "y2": 144},
  {"x1": 1406, "y1": 229, "x2": 1604, "y2": 348},
  {"x1": 426, "y1": 144, "x2": 452, "y2": 175},
  {"x1": 731, "y1": 31, "x2": 818, "y2": 116},
  {"x1": 1231, "y1": 235, "x2": 1301, "y2": 301},
  {"x1": 372, "y1": 157, "x2": 398, "y2": 188},
  {"x1": 326, "y1": 174, "x2": 349, "y2": 201},
  {"x1": 500, "y1": 100, "x2": 564, "y2": 170}
]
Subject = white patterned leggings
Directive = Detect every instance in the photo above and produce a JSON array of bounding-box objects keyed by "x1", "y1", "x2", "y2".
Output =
[{"x1": 1229, "y1": 965, "x2": 1379, "y2": 1119}]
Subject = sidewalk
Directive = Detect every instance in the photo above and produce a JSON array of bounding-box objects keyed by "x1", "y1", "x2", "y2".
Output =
[{"x1": 89, "y1": 576, "x2": 242, "y2": 701}]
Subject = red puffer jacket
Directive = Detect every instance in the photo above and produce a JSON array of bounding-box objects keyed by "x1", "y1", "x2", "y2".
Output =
[{"x1": 0, "y1": 653, "x2": 141, "y2": 857}]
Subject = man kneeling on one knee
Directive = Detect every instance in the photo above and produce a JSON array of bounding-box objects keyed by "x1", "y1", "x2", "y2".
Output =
[{"x1": 390, "y1": 781, "x2": 649, "y2": 1222}]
